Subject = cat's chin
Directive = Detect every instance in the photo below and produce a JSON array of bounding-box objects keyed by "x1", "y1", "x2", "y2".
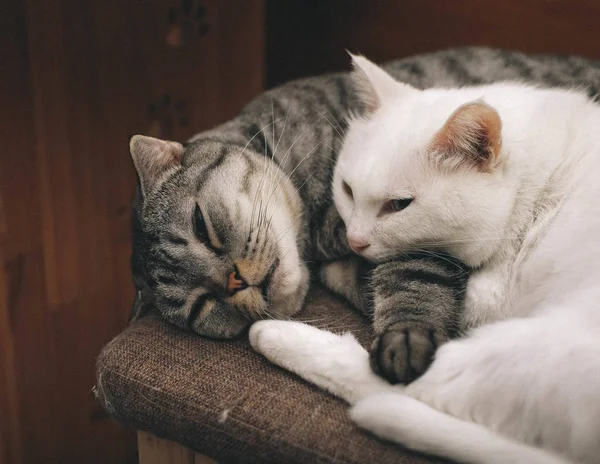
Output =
[
  {"x1": 356, "y1": 248, "x2": 399, "y2": 264},
  {"x1": 268, "y1": 261, "x2": 310, "y2": 319}
]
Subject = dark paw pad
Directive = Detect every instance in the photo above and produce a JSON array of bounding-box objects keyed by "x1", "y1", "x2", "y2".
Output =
[{"x1": 370, "y1": 325, "x2": 446, "y2": 384}]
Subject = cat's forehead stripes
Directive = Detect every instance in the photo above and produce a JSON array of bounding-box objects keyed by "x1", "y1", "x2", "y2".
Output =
[
  {"x1": 191, "y1": 144, "x2": 231, "y2": 189},
  {"x1": 239, "y1": 156, "x2": 255, "y2": 195}
]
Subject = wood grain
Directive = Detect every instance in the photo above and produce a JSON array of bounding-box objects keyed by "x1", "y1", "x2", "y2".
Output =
[
  {"x1": 1, "y1": 1, "x2": 264, "y2": 463},
  {"x1": 0, "y1": 0, "x2": 46, "y2": 462},
  {"x1": 3, "y1": 0, "x2": 595, "y2": 462},
  {"x1": 267, "y1": 0, "x2": 600, "y2": 86},
  {"x1": 137, "y1": 431, "x2": 217, "y2": 464}
]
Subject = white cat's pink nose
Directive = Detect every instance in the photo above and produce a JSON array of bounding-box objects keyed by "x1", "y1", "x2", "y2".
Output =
[{"x1": 348, "y1": 236, "x2": 371, "y2": 253}]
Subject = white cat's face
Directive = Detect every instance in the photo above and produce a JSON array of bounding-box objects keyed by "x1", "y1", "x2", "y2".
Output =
[{"x1": 334, "y1": 56, "x2": 514, "y2": 267}]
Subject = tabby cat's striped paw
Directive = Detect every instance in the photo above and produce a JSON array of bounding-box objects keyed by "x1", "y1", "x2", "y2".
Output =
[{"x1": 370, "y1": 324, "x2": 448, "y2": 385}]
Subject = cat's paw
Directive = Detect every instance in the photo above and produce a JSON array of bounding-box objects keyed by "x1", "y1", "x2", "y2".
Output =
[
  {"x1": 370, "y1": 324, "x2": 447, "y2": 384},
  {"x1": 250, "y1": 320, "x2": 332, "y2": 351},
  {"x1": 250, "y1": 320, "x2": 392, "y2": 404},
  {"x1": 250, "y1": 320, "x2": 341, "y2": 371}
]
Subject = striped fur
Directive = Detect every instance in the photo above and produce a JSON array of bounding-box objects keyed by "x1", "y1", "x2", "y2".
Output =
[{"x1": 131, "y1": 48, "x2": 600, "y2": 376}]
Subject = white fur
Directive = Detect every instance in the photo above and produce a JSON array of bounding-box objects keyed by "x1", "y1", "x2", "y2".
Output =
[
  {"x1": 250, "y1": 321, "x2": 571, "y2": 464},
  {"x1": 251, "y1": 57, "x2": 600, "y2": 464},
  {"x1": 250, "y1": 321, "x2": 393, "y2": 404}
]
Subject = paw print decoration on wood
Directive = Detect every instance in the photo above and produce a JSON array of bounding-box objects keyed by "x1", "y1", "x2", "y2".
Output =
[
  {"x1": 165, "y1": 0, "x2": 209, "y2": 47},
  {"x1": 147, "y1": 93, "x2": 191, "y2": 140}
]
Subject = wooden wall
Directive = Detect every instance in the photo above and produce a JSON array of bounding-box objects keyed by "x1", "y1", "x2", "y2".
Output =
[
  {"x1": 0, "y1": 1, "x2": 264, "y2": 463},
  {"x1": 266, "y1": 0, "x2": 600, "y2": 86},
  {"x1": 2, "y1": 0, "x2": 598, "y2": 463}
]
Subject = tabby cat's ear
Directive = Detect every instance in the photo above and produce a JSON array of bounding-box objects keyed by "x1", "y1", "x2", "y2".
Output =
[
  {"x1": 430, "y1": 101, "x2": 502, "y2": 171},
  {"x1": 129, "y1": 135, "x2": 184, "y2": 196},
  {"x1": 349, "y1": 53, "x2": 415, "y2": 116}
]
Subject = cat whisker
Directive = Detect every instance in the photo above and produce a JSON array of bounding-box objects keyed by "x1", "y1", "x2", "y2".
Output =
[
  {"x1": 411, "y1": 249, "x2": 470, "y2": 273},
  {"x1": 263, "y1": 136, "x2": 330, "y2": 217},
  {"x1": 324, "y1": 106, "x2": 347, "y2": 135},
  {"x1": 271, "y1": 99, "x2": 276, "y2": 150},
  {"x1": 256, "y1": 122, "x2": 274, "y2": 231},
  {"x1": 239, "y1": 117, "x2": 282, "y2": 163},
  {"x1": 250, "y1": 168, "x2": 274, "y2": 238},
  {"x1": 248, "y1": 117, "x2": 286, "y2": 235},
  {"x1": 294, "y1": 316, "x2": 334, "y2": 324},
  {"x1": 415, "y1": 236, "x2": 521, "y2": 247},
  {"x1": 261, "y1": 124, "x2": 320, "y2": 213},
  {"x1": 317, "y1": 109, "x2": 345, "y2": 140},
  {"x1": 273, "y1": 99, "x2": 292, "y2": 158}
]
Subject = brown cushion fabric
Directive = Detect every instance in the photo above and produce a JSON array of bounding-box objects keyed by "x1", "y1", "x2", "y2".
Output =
[{"x1": 95, "y1": 285, "x2": 443, "y2": 463}]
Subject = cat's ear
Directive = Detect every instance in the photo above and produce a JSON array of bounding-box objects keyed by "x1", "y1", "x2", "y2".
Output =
[
  {"x1": 349, "y1": 53, "x2": 414, "y2": 115},
  {"x1": 430, "y1": 101, "x2": 502, "y2": 171},
  {"x1": 129, "y1": 135, "x2": 184, "y2": 196}
]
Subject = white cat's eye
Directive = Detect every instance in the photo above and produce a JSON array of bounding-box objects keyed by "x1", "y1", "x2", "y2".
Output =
[
  {"x1": 342, "y1": 180, "x2": 353, "y2": 199},
  {"x1": 384, "y1": 198, "x2": 413, "y2": 214}
]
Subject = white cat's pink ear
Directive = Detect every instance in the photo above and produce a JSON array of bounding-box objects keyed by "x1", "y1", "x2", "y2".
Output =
[
  {"x1": 430, "y1": 101, "x2": 502, "y2": 171},
  {"x1": 130, "y1": 135, "x2": 184, "y2": 196},
  {"x1": 349, "y1": 53, "x2": 414, "y2": 115}
]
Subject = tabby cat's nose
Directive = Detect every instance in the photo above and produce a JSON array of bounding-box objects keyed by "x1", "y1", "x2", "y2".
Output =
[
  {"x1": 227, "y1": 268, "x2": 248, "y2": 295},
  {"x1": 348, "y1": 236, "x2": 371, "y2": 253}
]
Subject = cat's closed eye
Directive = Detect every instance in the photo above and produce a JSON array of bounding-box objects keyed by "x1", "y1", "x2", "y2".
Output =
[
  {"x1": 194, "y1": 204, "x2": 224, "y2": 253},
  {"x1": 383, "y1": 198, "x2": 413, "y2": 214},
  {"x1": 194, "y1": 204, "x2": 209, "y2": 242},
  {"x1": 342, "y1": 180, "x2": 353, "y2": 199}
]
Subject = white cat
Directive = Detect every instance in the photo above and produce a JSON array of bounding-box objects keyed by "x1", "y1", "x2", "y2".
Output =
[{"x1": 250, "y1": 55, "x2": 600, "y2": 464}]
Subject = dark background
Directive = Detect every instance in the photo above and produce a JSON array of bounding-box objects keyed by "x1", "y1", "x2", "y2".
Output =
[{"x1": 2, "y1": 0, "x2": 599, "y2": 463}]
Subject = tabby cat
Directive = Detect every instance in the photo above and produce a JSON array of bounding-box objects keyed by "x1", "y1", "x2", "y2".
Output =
[{"x1": 130, "y1": 47, "x2": 596, "y2": 383}]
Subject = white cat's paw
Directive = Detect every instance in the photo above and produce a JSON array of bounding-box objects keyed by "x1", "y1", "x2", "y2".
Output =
[
  {"x1": 248, "y1": 320, "x2": 287, "y2": 354},
  {"x1": 249, "y1": 320, "x2": 342, "y2": 369},
  {"x1": 250, "y1": 320, "x2": 394, "y2": 404}
]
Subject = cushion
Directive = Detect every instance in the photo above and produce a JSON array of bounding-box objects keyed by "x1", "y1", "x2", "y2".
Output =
[{"x1": 95, "y1": 285, "x2": 443, "y2": 464}]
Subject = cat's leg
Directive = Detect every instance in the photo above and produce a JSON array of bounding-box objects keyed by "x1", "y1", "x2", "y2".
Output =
[
  {"x1": 349, "y1": 316, "x2": 595, "y2": 464},
  {"x1": 249, "y1": 320, "x2": 398, "y2": 404},
  {"x1": 250, "y1": 318, "x2": 575, "y2": 463},
  {"x1": 310, "y1": 202, "x2": 471, "y2": 385},
  {"x1": 320, "y1": 252, "x2": 469, "y2": 385},
  {"x1": 309, "y1": 202, "x2": 351, "y2": 261},
  {"x1": 310, "y1": 204, "x2": 373, "y2": 312},
  {"x1": 369, "y1": 254, "x2": 469, "y2": 384},
  {"x1": 462, "y1": 257, "x2": 512, "y2": 328},
  {"x1": 350, "y1": 393, "x2": 569, "y2": 464},
  {"x1": 319, "y1": 256, "x2": 372, "y2": 313}
]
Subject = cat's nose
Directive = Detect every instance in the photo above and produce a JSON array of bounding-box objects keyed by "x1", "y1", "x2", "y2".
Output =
[
  {"x1": 348, "y1": 236, "x2": 371, "y2": 253},
  {"x1": 227, "y1": 266, "x2": 248, "y2": 295}
]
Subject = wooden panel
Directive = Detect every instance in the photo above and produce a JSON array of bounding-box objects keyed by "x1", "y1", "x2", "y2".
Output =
[
  {"x1": 0, "y1": 233, "x2": 20, "y2": 464},
  {"x1": 267, "y1": 0, "x2": 600, "y2": 86},
  {"x1": 1, "y1": 1, "x2": 264, "y2": 463},
  {"x1": 0, "y1": 0, "x2": 49, "y2": 462},
  {"x1": 217, "y1": 0, "x2": 265, "y2": 121},
  {"x1": 137, "y1": 431, "x2": 217, "y2": 464}
]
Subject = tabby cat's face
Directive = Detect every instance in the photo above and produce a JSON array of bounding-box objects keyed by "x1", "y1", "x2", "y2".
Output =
[{"x1": 131, "y1": 137, "x2": 309, "y2": 339}]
